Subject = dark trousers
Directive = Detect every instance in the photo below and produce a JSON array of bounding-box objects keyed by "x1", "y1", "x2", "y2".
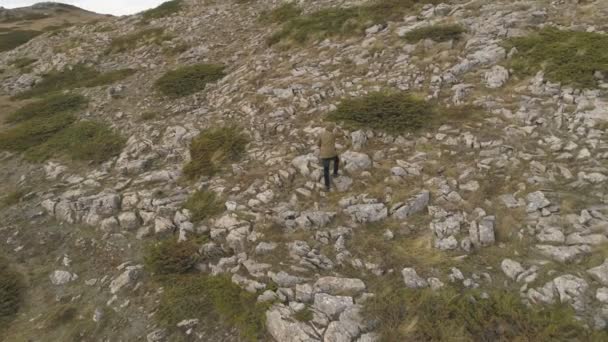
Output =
[{"x1": 322, "y1": 156, "x2": 339, "y2": 189}]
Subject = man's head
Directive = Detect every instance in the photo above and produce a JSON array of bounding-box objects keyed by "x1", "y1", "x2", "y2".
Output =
[{"x1": 325, "y1": 122, "x2": 336, "y2": 132}]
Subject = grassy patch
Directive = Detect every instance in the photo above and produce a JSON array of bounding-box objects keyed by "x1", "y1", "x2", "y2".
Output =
[
  {"x1": 0, "y1": 257, "x2": 25, "y2": 331},
  {"x1": 259, "y1": 3, "x2": 302, "y2": 23},
  {"x1": 142, "y1": 0, "x2": 183, "y2": 20},
  {"x1": 6, "y1": 93, "x2": 87, "y2": 123},
  {"x1": 1, "y1": 189, "x2": 26, "y2": 209},
  {"x1": 268, "y1": 0, "x2": 437, "y2": 45},
  {"x1": 144, "y1": 238, "x2": 200, "y2": 275},
  {"x1": 0, "y1": 30, "x2": 42, "y2": 52},
  {"x1": 9, "y1": 57, "x2": 37, "y2": 70},
  {"x1": 14, "y1": 65, "x2": 136, "y2": 99},
  {"x1": 183, "y1": 190, "x2": 224, "y2": 222},
  {"x1": 156, "y1": 274, "x2": 269, "y2": 341},
  {"x1": 327, "y1": 91, "x2": 482, "y2": 134},
  {"x1": 365, "y1": 283, "x2": 608, "y2": 341},
  {"x1": 403, "y1": 24, "x2": 465, "y2": 43},
  {"x1": 106, "y1": 28, "x2": 172, "y2": 54},
  {"x1": 505, "y1": 27, "x2": 608, "y2": 88},
  {"x1": 183, "y1": 125, "x2": 248, "y2": 180},
  {"x1": 293, "y1": 307, "x2": 313, "y2": 322},
  {"x1": 154, "y1": 63, "x2": 225, "y2": 98}
]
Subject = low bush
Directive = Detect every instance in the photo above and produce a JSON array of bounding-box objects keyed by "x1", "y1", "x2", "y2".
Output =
[
  {"x1": 183, "y1": 125, "x2": 248, "y2": 180},
  {"x1": 0, "y1": 112, "x2": 76, "y2": 153},
  {"x1": 142, "y1": 0, "x2": 183, "y2": 20},
  {"x1": 183, "y1": 190, "x2": 224, "y2": 222},
  {"x1": 14, "y1": 65, "x2": 136, "y2": 99},
  {"x1": 403, "y1": 24, "x2": 465, "y2": 43},
  {"x1": 144, "y1": 238, "x2": 199, "y2": 275},
  {"x1": 156, "y1": 274, "x2": 269, "y2": 341},
  {"x1": 154, "y1": 63, "x2": 225, "y2": 98},
  {"x1": 106, "y1": 28, "x2": 172, "y2": 54},
  {"x1": 268, "y1": 0, "x2": 438, "y2": 45},
  {"x1": 0, "y1": 257, "x2": 24, "y2": 330},
  {"x1": 364, "y1": 284, "x2": 608, "y2": 341},
  {"x1": 506, "y1": 27, "x2": 608, "y2": 89},
  {"x1": 6, "y1": 93, "x2": 87, "y2": 123},
  {"x1": 0, "y1": 30, "x2": 42, "y2": 52},
  {"x1": 259, "y1": 3, "x2": 302, "y2": 23}
]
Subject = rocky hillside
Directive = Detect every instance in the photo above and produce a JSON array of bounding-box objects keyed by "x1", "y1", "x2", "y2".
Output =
[{"x1": 1, "y1": 0, "x2": 608, "y2": 341}]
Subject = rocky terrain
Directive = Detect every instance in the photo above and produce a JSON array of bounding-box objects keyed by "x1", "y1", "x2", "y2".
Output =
[{"x1": 1, "y1": 0, "x2": 608, "y2": 341}]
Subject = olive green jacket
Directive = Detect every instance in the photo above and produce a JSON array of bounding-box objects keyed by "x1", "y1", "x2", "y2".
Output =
[{"x1": 318, "y1": 131, "x2": 337, "y2": 159}]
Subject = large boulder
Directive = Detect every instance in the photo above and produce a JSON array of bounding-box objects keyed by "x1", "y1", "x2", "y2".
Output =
[
  {"x1": 588, "y1": 259, "x2": 608, "y2": 286},
  {"x1": 341, "y1": 151, "x2": 372, "y2": 173},
  {"x1": 266, "y1": 304, "x2": 321, "y2": 342},
  {"x1": 401, "y1": 268, "x2": 428, "y2": 288},
  {"x1": 314, "y1": 277, "x2": 366, "y2": 296},
  {"x1": 345, "y1": 203, "x2": 387, "y2": 223},
  {"x1": 393, "y1": 190, "x2": 430, "y2": 219}
]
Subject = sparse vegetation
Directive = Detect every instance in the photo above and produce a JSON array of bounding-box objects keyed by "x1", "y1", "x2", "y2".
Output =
[
  {"x1": 268, "y1": 0, "x2": 438, "y2": 45},
  {"x1": 183, "y1": 125, "x2": 249, "y2": 180},
  {"x1": 183, "y1": 190, "x2": 224, "y2": 222},
  {"x1": 156, "y1": 274, "x2": 270, "y2": 341},
  {"x1": 0, "y1": 257, "x2": 24, "y2": 331},
  {"x1": 14, "y1": 65, "x2": 136, "y2": 99},
  {"x1": 106, "y1": 28, "x2": 172, "y2": 54},
  {"x1": 364, "y1": 283, "x2": 608, "y2": 341},
  {"x1": 6, "y1": 93, "x2": 87, "y2": 123},
  {"x1": 1, "y1": 189, "x2": 26, "y2": 209},
  {"x1": 293, "y1": 307, "x2": 313, "y2": 322},
  {"x1": 9, "y1": 57, "x2": 37, "y2": 70},
  {"x1": 142, "y1": 0, "x2": 183, "y2": 20},
  {"x1": 0, "y1": 30, "x2": 42, "y2": 52},
  {"x1": 144, "y1": 238, "x2": 199, "y2": 275},
  {"x1": 403, "y1": 24, "x2": 466, "y2": 43},
  {"x1": 154, "y1": 63, "x2": 225, "y2": 98},
  {"x1": 260, "y1": 3, "x2": 302, "y2": 23},
  {"x1": 506, "y1": 27, "x2": 608, "y2": 88}
]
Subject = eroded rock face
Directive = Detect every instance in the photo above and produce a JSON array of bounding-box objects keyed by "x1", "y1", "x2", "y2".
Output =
[{"x1": 266, "y1": 304, "x2": 321, "y2": 342}]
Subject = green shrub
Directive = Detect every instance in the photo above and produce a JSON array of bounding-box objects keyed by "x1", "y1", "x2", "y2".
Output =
[
  {"x1": 156, "y1": 274, "x2": 269, "y2": 341},
  {"x1": 268, "y1": 0, "x2": 438, "y2": 45},
  {"x1": 0, "y1": 112, "x2": 76, "y2": 153},
  {"x1": 183, "y1": 125, "x2": 248, "y2": 180},
  {"x1": 183, "y1": 190, "x2": 224, "y2": 222},
  {"x1": 106, "y1": 28, "x2": 172, "y2": 54},
  {"x1": 327, "y1": 92, "x2": 435, "y2": 134},
  {"x1": 144, "y1": 238, "x2": 199, "y2": 275},
  {"x1": 27, "y1": 121, "x2": 126, "y2": 163},
  {"x1": 6, "y1": 93, "x2": 87, "y2": 123},
  {"x1": 142, "y1": 0, "x2": 183, "y2": 20},
  {"x1": 154, "y1": 63, "x2": 225, "y2": 98},
  {"x1": 0, "y1": 30, "x2": 42, "y2": 52},
  {"x1": 14, "y1": 65, "x2": 136, "y2": 99},
  {"x1": 364, "y1": 284, "x2": 608, "y2": 341},
  {"x1": 506, "y1": 27, "x2": 608, "y2": 88},
  {"x1": 0, "y1": 257, "x2": 24, "y2": 330},
  {"x1": 404, "y1": 24, "x2": 465, "y2": 43},
  {"x1": 260, "y1": 3, "x2": 302, "y2": 23}
]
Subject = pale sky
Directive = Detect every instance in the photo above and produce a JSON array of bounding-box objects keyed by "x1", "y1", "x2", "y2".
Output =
[{"x1": 0, "y1": 0, "x2": 169, "y2": 15}]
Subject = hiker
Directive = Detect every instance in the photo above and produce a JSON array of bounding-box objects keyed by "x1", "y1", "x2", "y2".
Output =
[{"x1": 318, "y1": 123, "x2": 340, "y2": 191}]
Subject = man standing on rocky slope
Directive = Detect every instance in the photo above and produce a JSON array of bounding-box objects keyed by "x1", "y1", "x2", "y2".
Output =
[{"x1": 318, "y1": 123, "x2": 340, "y2": 191}]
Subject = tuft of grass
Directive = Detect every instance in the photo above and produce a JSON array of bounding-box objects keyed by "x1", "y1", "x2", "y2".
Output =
[
  {"x1": 9, "y1": 57, "x2": 37, "y2": 70},
  {"x1": 144, "y1": 238, "x2": 199, "y2": 275},
  {"x1": 505, "y1": 27, "x2": 608, "y2": 89},
  {"x1": 365, "y1": 282, "x2": 608, "y2": 342},
  {"x1": 0, "y1": 257, "x2": 25, "y2": 331},
  {"x1": 0, "y1": 30, "x2": 42, "y2": 52},
  {"x1": 293, "y1": 307, "x2": 313, "y2": 322},
  {"x1": 27, "y1": 121, "x2": 126, "y2": 163},
  {"x1": 6, "y1": 93, "x2": 87, "y2": 123},
  {"x1": 154, "y1": 63, "x2": 225, "y2": 98},
  {"x1": 183, "y1": 125, "x2": 248, "y2": 180},
  {"x1": 0, "y1": 112, "x2": 76, "y2": 153},
  {"x1": 403, "y1": 24, "x2": 465, "y2": 43},
  {"x1": 1, "y1": 189, "x2": 26, "y2": 209},
  {"x1": 141, "y1": 0, "x2": 183, "y2": 20},
  {"x1": 156, "y1": 274, "x2": 269, "y2": 341},
  {"x1": 259, "y1": 3, "x2": 302, "y2": 23},
  {"x1": 268, "y1": 0, "x2": 438, "y2": 46},
  {"x1": 106, "y1": 28, "x2": 172, "y2": 54},
  {"x1": 183, "y1": 190, "x2": 224, "y2": 222},
  {"x1": 14, "y1": 65, "x2": 136, "y2": 99}
]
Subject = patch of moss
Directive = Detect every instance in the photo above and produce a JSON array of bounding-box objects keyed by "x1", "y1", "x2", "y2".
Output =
[
  {"x1": 154, "y1": 63, "x2": 225, "y2": 98},
  {"x1": 0, "y1": 257, "x2": 25, "y2": 331},
  {"x1": 183, "y1": 125, "x2": 248, "y2": 180},
  {"x1": 364, "y1": 283, "x2": 608, "y2": 341},
  {"x1": 0, "y1": 30, "x2": 42, "y2": 52},
  {"x1": 505, "y1": 27, "x2": 608, "y2": 88},
  {"x1": 403, "y1": 24, "x2": 465, "y2": 43},
  {"x1": 14, "y1": 65, "x2": 136, "y2": 99},
  {"x1": 144, "y1": 238, "x2": 199, "y2": 275},
  {"x1": 183, "y1": 190, "x2": 224, "y2": 222},
  {"x1": 156, "y1": 274, "x2": 269, "y2": 341},
  {"x1": 106, "y1": 28, "x2": 172, "y2": 54},
  {"x1": 142, "y1": 0, "x2": 183, "y2": 20}
]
